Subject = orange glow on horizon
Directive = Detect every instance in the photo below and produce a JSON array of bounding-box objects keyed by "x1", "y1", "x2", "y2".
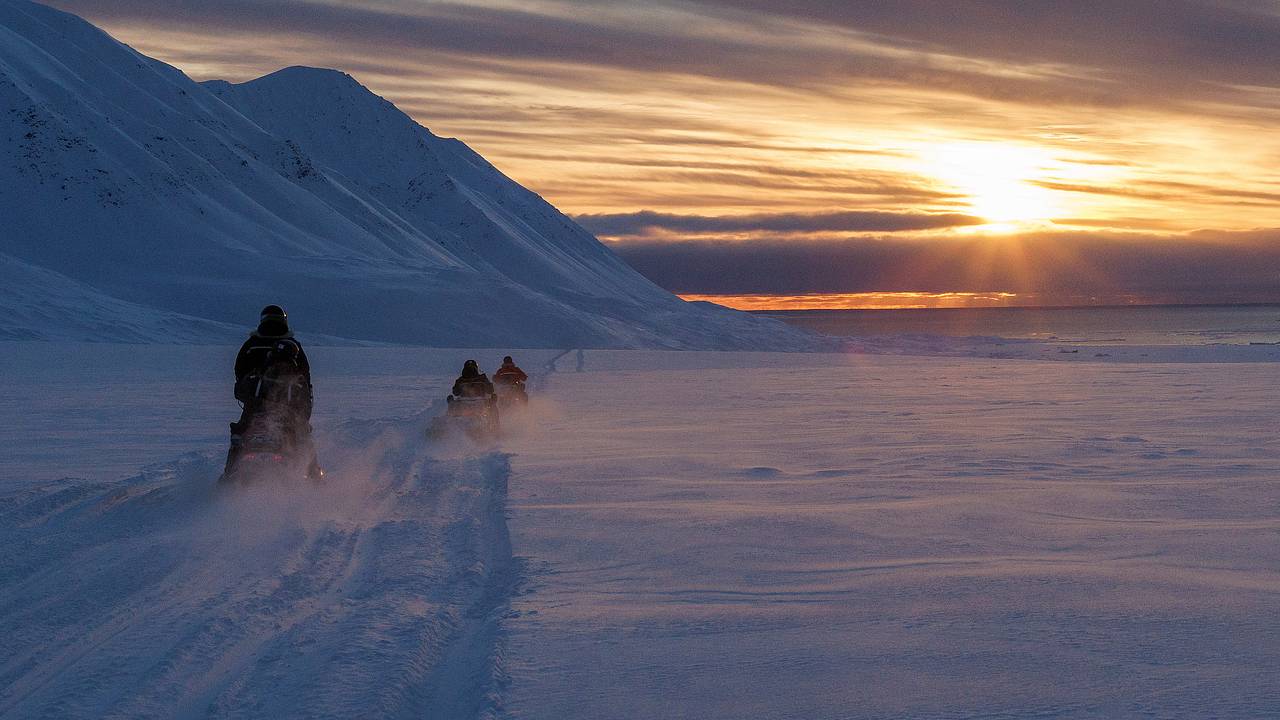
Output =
[{"x1": 680, "y1": 292, "x2": 1024, "y2": 311}]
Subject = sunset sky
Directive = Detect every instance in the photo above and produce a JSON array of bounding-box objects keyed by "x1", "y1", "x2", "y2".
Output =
[{"x1": 47, "y1": 0, "x2": 1280, "y2": 308}]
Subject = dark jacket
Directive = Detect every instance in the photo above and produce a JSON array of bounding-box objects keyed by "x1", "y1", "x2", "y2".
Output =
[
  {"x1": 234, "y1": 320, "x2": 313, "y2": 419},
  {"x1": 453, "y1": 371, "x2": 494, "y2": 398},
  {"x1": 235, "y1": 318, "x2": 310, "y2": 382},
  {"x1": 493, "y1": 363, "x2": 528, "y2": 385}
]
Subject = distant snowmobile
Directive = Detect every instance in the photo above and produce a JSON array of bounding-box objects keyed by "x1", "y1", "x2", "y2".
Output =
[
  {"x1": 493, "y1": 355, "x2": 529, "y2": 409},
  {"x1": 427, "y1": 393, "x2": 501, "y2": 440},
  {"x1": 427, "y1": 360, "x2": 502, "y2": 440},
  {"x1": 494, "y1": 380, "x2": 527, "y2": 409}
]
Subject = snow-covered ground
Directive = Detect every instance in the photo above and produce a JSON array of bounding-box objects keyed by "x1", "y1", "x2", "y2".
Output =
[
  {"x1": 503, "y1": 350, "x2": 1280, "y2": 718},
  {"x1": 4, "y1": 341, "x2": 1280, "y2": 718}
]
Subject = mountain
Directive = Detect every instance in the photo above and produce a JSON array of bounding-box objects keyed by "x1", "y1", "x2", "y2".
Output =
[{"x1": 0, "y1": 0, "x2": 816, "y2": 349}]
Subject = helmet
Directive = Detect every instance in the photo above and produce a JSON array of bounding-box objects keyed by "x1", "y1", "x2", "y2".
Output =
[
  {"x1": 461, "y1": 359, "x2": 479, "y2": 378},
  {"x1": 503, "y1": 356, "x2": 513, "y2": 365},
  {"x1": 257, "y1": 304, "x2": 290, "y2": 337},
  {"x1": 260, "y1": 304, "x2": 287, "y2": 321}
]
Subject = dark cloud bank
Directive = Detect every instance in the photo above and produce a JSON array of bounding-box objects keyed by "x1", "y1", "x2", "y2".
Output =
[
  {"x1": 584, "y1": 209, "x2": 1280, "y2": 304},
  {"x1": 575, "y1": 210, "x2": 984, "y2": 236},
  {"x1": 609, "y1": 231, "x2": 1280, "y2": 304}
]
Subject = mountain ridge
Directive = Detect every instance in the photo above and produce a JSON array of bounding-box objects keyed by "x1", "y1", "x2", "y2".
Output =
[{"x1": 0, "y1": 0, "x2": 818, "y2": 349}]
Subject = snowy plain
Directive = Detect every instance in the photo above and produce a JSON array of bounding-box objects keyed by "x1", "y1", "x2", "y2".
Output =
[{"x1": 4, "y1": 341, "x2": 1280, "y2": 718}]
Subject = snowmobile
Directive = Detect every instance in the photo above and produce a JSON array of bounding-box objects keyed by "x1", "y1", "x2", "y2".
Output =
[
  {"x1": 220, "y1": 403, "x2": 323, "y2": 484},
  {"x1": 220, "y1": 340, "x2": 322, "y2": 484},
  {"x1": 220, "y1": 410, "x2": 306, "y2": 483},
  {"x1": 493, "y1": 378, "x2": 529, "y2": 409},
  {"x1": 427, "y1": 393, "x2": 501, "y2": 440}
]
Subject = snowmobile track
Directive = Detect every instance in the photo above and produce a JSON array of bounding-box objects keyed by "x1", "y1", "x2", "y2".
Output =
[{"x1": 0, "y1": 411, "x2": 517, "y2": 719}]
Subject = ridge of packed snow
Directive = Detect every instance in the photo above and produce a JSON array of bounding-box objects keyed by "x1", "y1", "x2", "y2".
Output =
[{"x1": 0, "y1": 0, "x2": 819, "y2": 349}]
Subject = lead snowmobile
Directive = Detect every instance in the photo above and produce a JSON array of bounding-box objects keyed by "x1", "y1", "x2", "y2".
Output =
[
  {"x1": 220, "y1": 337, "x2": 322, "y2": 484},
  {"x1": 222, "y1": 403, "x2": 311, "y2": 483}
]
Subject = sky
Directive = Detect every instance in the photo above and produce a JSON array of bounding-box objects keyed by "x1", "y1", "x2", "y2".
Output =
[{"x1": 45, "y1": 0, "x2": 1280, "y2": 308}]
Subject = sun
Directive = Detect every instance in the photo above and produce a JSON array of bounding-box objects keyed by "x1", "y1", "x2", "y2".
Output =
[{"x1": 924, "y1": 142, "x2": 1060, "y2": 225}]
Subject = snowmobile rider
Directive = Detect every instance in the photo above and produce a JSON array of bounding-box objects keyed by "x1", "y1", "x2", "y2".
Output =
[
  {"x1": 493, "y1": 356, "x2": 528, "y2": 387},
  {"x1": 234, "y1": 305, "x2": 311, "y2": 384},
  {"x1": 223, "y1": 305, "x2": 322, "y2": 479},
  {"x1": 451, "y1": 359, "x2": 495, "y2": 399}
]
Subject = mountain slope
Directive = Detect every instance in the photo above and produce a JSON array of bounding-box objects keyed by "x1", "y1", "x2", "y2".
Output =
[
  {"x1": 0, "y1": 0, "x2": 815, "y2": 348},
  {"x1": 0, "y1": 252, "x2": 243, "y2": 342},
  {"x1": 204, "y1": 66, "x2": 661, "y2": 304}
]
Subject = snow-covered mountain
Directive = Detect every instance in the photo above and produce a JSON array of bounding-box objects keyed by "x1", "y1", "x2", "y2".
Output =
[{"x1": 0, "y1": 0, "x2": 813, "y2": 348}]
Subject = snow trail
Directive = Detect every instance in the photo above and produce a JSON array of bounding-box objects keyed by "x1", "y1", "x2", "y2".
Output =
[{"x1": 0, "y1": 409, "x2": 515, "y2": 719}]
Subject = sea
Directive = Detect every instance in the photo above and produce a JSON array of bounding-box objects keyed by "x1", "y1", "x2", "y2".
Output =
[{"x1": 756, "y1": 304, "x2": 1280, "y2": 346}]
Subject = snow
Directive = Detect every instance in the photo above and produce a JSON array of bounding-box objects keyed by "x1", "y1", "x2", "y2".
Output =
[
  {"x1": 0, "y1": 0, "x2": 812, "y2": 350},
  {"x1": 4, "y1": 341, "x2": 1280, "y2": 718},
  {"x1": 1, "y1": 421, "x2": 514, "y2": 718},
  {"x1": 842, "y1": 332, "x2": 1280, "y2": 363},
  {"x1": 501, "y1": 350, "x2": 1280, "y2": 718}
]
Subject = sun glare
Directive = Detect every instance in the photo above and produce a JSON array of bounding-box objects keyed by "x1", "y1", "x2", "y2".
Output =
[{"x1": 924, "y1": 142, "x2": 1060, "y2": 225}]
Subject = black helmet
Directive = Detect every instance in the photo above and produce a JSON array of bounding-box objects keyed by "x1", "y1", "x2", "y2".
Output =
[
  {"x1": 257, "y1": 304, "x2": 290, "y2": 337},
  {"x1": 503, "y1": 356, "x2": 513, "y2": 365},
  {"x1": 260, "y1": 304, "x2": 287, "y2": 321},
  {"x1": 461, "y1": 359, "x2": 479, "y2": 378}
]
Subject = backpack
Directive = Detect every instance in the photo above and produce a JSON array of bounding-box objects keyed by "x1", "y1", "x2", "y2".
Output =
[{"x1": 240, "y1": 339, "x2": 307, "y2": 406}]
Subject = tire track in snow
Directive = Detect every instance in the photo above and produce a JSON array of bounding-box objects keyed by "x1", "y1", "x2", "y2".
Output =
[{"x1": 0, "y1": 409, "x2": 516, "y2": 719}]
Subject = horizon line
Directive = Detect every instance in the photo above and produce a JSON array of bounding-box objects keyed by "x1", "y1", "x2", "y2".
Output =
[{"x1": 679, "y1": 293, "x2": 1280, "y2": 313}]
